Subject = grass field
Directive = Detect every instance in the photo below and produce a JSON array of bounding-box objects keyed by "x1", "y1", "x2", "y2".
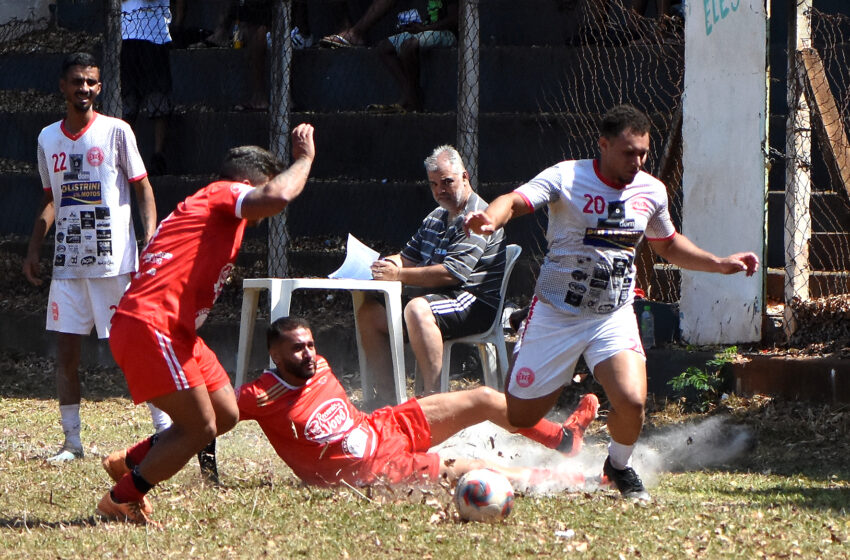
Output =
[{"x1": 2, "y1": 350, "x2": 850, "y2": 559}]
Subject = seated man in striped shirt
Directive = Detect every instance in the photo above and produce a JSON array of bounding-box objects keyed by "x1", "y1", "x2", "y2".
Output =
[{"x1": 358, "y1": 145, "x2": 506, "y2": 404}]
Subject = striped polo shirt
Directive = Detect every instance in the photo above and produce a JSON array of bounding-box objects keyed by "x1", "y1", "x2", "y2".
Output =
[{"x1": 401, "y1": 191, "x2": 506, "y2": 308}]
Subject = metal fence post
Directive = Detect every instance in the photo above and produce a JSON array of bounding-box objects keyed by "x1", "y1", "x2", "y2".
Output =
[
  {"x1": 102, "y1": 0, "x2": 122, "y2": 118},
  {"x1": 457, "y1": 0, "x2": 479, "y2": 189},
  {"x1": 784, "y1": 0, "x2": 813, "y2": 337},
  {"x1": 268, "y1": 0, "x2": 292, "y2": 278}
]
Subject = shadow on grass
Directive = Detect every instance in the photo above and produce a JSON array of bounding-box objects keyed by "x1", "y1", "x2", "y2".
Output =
[
  {"x1": 0, "y1": 515, "x2": 100, "y2": 529},
  {"x1": 718, "y1": 484, "x2": 850, "y2": 514}
]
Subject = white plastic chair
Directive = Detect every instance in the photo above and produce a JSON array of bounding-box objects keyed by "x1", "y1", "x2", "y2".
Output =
[{"x1": 437, "y1": 244, "x2": 522, "y2": 392}]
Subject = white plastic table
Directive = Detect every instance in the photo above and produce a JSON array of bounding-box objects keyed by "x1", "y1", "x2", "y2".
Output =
[{"x1": 234, "y1": 278, "x2": 407, "y2": 407}]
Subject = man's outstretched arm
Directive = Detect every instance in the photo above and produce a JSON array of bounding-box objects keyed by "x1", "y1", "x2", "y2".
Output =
[
  {"x1": 463, "y1": 191, "x2": 530, "y2": 236},
  {"x1": 649, "y1": 233, "x2": 760, "y2": 276}
]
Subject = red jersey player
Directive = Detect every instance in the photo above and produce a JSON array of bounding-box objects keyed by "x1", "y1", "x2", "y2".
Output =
[
  {"x1": 96, "y1": 124, "x2": 316, "y2": 526},
  {"x1": 237, "y1": 316, "x2": 598, "y2": 489}
]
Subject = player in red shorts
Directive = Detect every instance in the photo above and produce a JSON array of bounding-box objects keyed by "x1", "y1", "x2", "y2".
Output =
[
  {"x1": 95, "y1": 124, "x2": 316, "y2": 526},
  {"x1": 236, "y1": 316, "x2": 598, "y2": 488}
]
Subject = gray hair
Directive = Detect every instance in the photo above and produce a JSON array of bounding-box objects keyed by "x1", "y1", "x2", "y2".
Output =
[{"x1": 423, "y1": 145, "x2": 465, "y2": 174}]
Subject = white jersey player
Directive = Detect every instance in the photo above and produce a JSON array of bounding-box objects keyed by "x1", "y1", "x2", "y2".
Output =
[
  {"x1": 465, "y1": 104, "x2": 759, "y2": 500},
  {"x1": 22, "y1": 52, "x2": 167, "y2": 465}
]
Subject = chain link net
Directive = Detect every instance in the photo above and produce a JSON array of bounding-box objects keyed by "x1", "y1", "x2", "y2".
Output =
[{"x1": 783, "y1": 6, "x2": 850, "y2": 347}]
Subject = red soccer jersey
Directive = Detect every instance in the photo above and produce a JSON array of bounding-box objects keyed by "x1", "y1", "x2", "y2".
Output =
[
  {"x1": 115, "y1": 180, "x2": 253, "y2": 335},
  {"x1": 237, "y1": 357, "x2": 375, "y2": 486},
  {"x1": 237, "y1": 357, "x2": 439, "y2": 486}
]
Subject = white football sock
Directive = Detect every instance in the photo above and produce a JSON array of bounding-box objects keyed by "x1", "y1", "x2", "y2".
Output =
[
  {"x1": 607, "y1": 440, "x2": 634, "y2": 470},
  {"x1": 59, "y1": 403, "x2": 82, "y2": 450},
  {"x1": 147, "y1": 403, "x2": 173, "y2": 433}
]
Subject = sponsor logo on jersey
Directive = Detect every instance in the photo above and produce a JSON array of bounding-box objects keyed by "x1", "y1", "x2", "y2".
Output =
[
  {"x1": 571, "y1": 269, "x2": 588, "y2": 281},
  {"x1": 583, "y1": 228, "x2": 642, "y2": 250},
  {"x1": 630, "y1": 197, "x2": 652, "y2": 216},
  {"x1": 565, "y1": 291, "x2": 583, "y2": 307},
  {"x1": 305, "y1": 398, "x2": 354, "y2": 444},
  {"x1": 142, "y1": 251, "x2": 173, "y2": 266},
  {"x1": 59, "y1": 181, "x2": 103, "y2": 206},
  {"x1": 515, "y1": 367, "x2": 535, "y2": 388},
  {"x1": 87, "y1": 146, "x2": 104, "y2": 167},
  {"x1": 568, "y1": 282, "x2": 587, "y2": 294}
]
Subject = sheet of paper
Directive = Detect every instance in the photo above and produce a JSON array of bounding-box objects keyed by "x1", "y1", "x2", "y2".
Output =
[{"x1": 328, "y1": 234, "x2": 380, "y2": 280}]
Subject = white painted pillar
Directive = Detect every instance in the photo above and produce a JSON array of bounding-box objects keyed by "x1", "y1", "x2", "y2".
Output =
[{"x1": 679, "y1": 0, "x2": 768, "y2": 344}]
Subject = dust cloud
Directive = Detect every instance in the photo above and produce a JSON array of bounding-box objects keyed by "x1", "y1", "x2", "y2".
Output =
[{"x1": 432, "y1": 415, "x2": 755, "y2": 495}]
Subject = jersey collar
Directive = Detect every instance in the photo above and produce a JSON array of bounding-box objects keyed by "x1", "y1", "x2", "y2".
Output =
[
  {"x1": 61, "y1": 111, "x2": 98, "y2": 141},
  {"x1": 593, "y1": 159, "x2": 627, "y2": 190}
]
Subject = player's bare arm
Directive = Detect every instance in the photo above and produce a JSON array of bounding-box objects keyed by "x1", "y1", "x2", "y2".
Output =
[
  {"x1": 131, "y1": 176, "x2": 157, "y2": 246},
  {"x1": 22, "y1": 191, "x2": 55, "y2": 286},
  {"x1": 241, "y1": 124, "x2": 315, "y2": 220},
  {"x1": 649, "y1": 234, "x2": 760, "y2": 277},
  {"x1": 464, "y1": 191, "x2": 530, "y2": 236}
]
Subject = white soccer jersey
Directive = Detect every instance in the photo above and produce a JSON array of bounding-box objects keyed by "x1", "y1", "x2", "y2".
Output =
[
  {"x1": 37, "y1": 113, "x2": 147, "y2": 280},
  {"x1": 515, "y1": 159, "x2": 676, "y2": 316}
]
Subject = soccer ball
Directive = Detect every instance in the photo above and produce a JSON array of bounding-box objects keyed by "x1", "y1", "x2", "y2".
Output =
[{"x1": 454, "y1": 468, "x2": 515, "y2": 522}]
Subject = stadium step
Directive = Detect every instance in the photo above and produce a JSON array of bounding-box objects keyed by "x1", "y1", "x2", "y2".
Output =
[{"x1": 53, "y1": 0, "x2": 584, "y2": 47}]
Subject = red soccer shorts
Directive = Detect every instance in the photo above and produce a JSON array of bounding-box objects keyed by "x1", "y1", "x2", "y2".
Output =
[
  {"x1": 358, "y1": 399, "x2": 441, "y2": 485},
  {"x1": 109, "y1": 313, "x2": 231, "y2": 404}
]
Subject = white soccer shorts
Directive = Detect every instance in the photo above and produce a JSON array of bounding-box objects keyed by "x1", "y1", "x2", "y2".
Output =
[
  {"x1": 46, "y1": 274, "x2": 131, "y2": 338},
  {"x1": 507, "y1": 297, "x2": 645, "y2": 400}
]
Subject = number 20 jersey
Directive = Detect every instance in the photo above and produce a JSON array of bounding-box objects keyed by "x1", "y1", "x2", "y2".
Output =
[{"x1": 515, "y1": 159, "x2": 676, "y2": 317}]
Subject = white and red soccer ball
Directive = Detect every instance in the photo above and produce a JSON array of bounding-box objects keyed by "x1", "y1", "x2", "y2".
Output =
[{"x1": 454, "y1": 468, "x2": 515, "y2": 522}]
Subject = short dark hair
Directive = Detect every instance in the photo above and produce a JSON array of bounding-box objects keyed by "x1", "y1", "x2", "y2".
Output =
[
  {"x1": 61, "y1": 52, "x2": 99, "y2": 77},
  {"x1": 220, "y1": 145, "x2": 285, "y2": 186},
  {"x1": 267, "y1": 316, "x2": 312, "y2": 349},
  {"x1": 599, "y1": 104, "x2": 651, "y2": 139}
]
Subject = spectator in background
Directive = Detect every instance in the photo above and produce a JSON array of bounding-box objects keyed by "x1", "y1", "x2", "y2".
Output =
[
  {"x1": 193, "y1": 0, "x2": 313, "y2": 111},
  {"x1": 368, "y1": 0, "x2": 458, "y2": 113},
  {"x1": 319, "y1": 0, "x2": 396, "y2": 47},
  {"x1": 121, "y1": 0, "x2": 182, "y2": 174},
  {"x1": 356, "y1": 145, "x2": 505, "y2": 405}
]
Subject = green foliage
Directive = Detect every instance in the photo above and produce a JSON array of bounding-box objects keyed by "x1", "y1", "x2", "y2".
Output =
[{"x1": 668, "y1": 346, "x2": 738, "y2": 411}]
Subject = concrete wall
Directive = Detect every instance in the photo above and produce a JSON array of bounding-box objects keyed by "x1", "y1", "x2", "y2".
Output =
[
  {"x1": 679, "y1": 0, "x2": 767, "y2": 344},
  {"x1": 0, "y1": 0, "x2": 49, "y2": 23}
]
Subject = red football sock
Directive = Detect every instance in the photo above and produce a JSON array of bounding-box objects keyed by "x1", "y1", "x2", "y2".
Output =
[
  {"x1": 125, "y1": 434, "x2": 158, "y2": 468},
  {"x1": 517, "y1": 418, "x2": 564, "y2": 449},
  {"x1": 111, "y1": 471, "x2": 147, "y2": 504}
]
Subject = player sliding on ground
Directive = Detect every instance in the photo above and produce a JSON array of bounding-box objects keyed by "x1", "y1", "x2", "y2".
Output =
[
  {"x1": 104, "y1": 316, "x2": 597, "y2": 499},
  {"x1": 241, "y1": 317, "x2": 597, "y2": 488}
]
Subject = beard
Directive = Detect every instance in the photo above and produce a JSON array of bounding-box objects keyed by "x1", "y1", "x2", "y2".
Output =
[{"x1": 284, "y1": 357, "x2": 316, "y2": 380}]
